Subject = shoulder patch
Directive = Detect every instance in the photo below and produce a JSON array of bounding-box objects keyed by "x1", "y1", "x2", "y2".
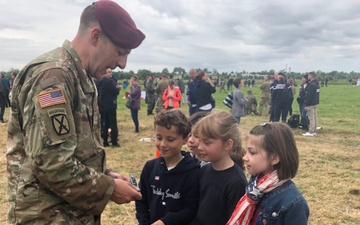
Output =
[
  {"x1": 52, "y1": 114, "x2": 70, "y2": 136},
  {"x1": 37, "y1": 89, "x2": 66, "y2": 108},
  {"x1": 48, "y1": 108, "x2": 70, "y2": 136}
]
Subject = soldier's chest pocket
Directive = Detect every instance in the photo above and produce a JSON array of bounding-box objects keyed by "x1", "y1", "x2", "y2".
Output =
[{"x1": 259, "y1": 208, "x2": 282, "y2": 225}]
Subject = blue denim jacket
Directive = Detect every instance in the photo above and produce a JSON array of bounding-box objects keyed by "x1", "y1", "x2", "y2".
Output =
[{"x1": 253, "y1": 180, "x2": 309, "y2": 225}]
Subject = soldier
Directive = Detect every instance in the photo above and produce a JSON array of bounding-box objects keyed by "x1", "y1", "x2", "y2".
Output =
[
  {"x1": 245, "y1": 89, "x2": 259, "y2": 115},
  {"x1": 145, "y1": 75, "x2": 156, "y2": 115},
  {"x1": 155, "y1": 74, "x2": 169, "y2": 112},
  {"x1": 7, "y1": 1, "x2": 145, "y2": 224},
  {"x1": 219, "y1": 78, "x2": 227, "y2": 93},
  {"x1": 258, "y1": 75, "x2": 271, "y2": 116}
]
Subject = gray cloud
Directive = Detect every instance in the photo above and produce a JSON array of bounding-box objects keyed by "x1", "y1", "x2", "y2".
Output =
[{"x1": 1, "y1": 0, "x2": 360, "y2": 73}]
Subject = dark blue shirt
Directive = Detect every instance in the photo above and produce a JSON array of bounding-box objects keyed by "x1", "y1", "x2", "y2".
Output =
[{"x1": 1, "y1": 77, "x2": 10, "y2": 90}]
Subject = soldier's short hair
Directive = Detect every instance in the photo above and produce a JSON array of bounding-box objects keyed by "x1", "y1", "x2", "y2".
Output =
[{"x1": 79, "y1": 4, "x2": 98, "y2": 32}]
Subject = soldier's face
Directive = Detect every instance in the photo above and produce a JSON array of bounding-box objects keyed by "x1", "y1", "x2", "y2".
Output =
[{"x1": 90, "y1": 36, "x2": 130, "y2": 80}]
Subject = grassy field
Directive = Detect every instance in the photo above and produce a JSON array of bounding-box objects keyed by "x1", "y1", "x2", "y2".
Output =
[{"x1": 0, "y1": 83, "x2": 359, "y2": 224}]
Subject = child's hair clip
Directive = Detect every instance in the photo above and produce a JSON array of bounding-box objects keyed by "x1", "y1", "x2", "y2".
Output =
[{"x1": 260, "y1": 122, "x2": 268, "y2": 127}]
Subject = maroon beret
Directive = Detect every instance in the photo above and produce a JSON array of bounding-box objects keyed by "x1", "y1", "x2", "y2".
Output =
[{"x1": 94, "y1": 0, "x2": 145, "y2": 49}]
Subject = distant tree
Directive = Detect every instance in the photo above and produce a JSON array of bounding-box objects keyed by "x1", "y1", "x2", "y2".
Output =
[
  {"x1": 137, "y1": 69, "x2": 152, "y2": 80},
  {"x1": 172, "y1": 67, "x2": 186, "y2": 79},
  {"x1": 221, "y1": 72, "x2": 228, "y2": 78},
  {"x1": 162, "y1": 68, "x2": 169, "y2": 75},
  {"x1": 212, "y1": 69, "x2": 220, "y2": 79}
]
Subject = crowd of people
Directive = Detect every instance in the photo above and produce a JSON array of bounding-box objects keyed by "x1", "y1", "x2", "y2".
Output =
[{"x1": 225, "y1": 71, "x2": 320, "y2": 137}]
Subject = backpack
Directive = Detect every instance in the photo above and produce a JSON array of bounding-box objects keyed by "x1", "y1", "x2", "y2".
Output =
[
  {"x1": 223, "y1": 92, "x2": 233, "y2": 108},
  {"x1": 287, "y1": 114, "x2": 300, "y2": 128}
]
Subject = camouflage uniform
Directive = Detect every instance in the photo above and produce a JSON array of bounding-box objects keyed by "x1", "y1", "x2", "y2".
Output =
[
  {"x1": 245, "y1": 93, "x2": 258, "y2": 115},
  {"x1": 258, "y1": 80, "x2": 271, "y2": 116},
  {"x1": 7, "y1": 40, "x2": 115, "y2": 224},
  {"x1": 155, "y1": 78, "x2": 168, "y2": 112},
  {"x1": 145, "y1": 79, "x2": 156, "y2": 115}
]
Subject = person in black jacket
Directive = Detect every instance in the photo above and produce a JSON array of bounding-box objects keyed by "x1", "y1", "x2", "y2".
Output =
[
  {"x1": 187, "y1": 68, "x2": 198, "y2": 116},
  {"x1": 272, "y1": 72, "x2": 292, "y2": 123},
  {"x1": 297, "y1": 74, "x2": 309, "y2": 130},
  {"x1": 195, "y1": 71, "x2": 216, "y2": 112},
  {"x1": 98, "y1": 68, "x2": 121, "y2": 147},
  {"x1": 269, "y1": 73, "x2": 278, "y2": 122},
  {"x1": 303, "y1": 71, "x2": 320, "y2": 137},
  {"x1": 136, "y1": 109, "x2": 200, "y2": 225}
]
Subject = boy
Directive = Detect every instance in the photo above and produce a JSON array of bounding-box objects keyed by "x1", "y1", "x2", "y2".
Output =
[{"x1": 136, "y1": 109, "x2": 200, "y2": 225}]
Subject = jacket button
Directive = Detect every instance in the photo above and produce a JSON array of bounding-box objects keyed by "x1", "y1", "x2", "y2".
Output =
[{"x1": 272, "y1": 212, "x2": 278, "y2": 217}]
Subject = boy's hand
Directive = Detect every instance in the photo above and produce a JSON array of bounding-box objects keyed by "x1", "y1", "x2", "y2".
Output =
[{"x1": 151, "y1": 220, "x2": 165, "y2": 225}]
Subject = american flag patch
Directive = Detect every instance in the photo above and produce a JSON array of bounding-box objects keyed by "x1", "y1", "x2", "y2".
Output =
[
  {"x1": 155, "y1": 176, "x2": 160, "y2": 180},
  {"x1": 37, "y1": 89, "x2": 66, "y2": 108}
]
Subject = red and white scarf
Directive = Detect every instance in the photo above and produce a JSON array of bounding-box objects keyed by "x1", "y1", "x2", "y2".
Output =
[{"x1": 226, "y1": 171, "x2": 288, "y2": 225}]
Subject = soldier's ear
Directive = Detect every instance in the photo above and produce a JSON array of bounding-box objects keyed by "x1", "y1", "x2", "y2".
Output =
[{"x1": 90, "y1": 27, "x2": 102, "y2": 46}]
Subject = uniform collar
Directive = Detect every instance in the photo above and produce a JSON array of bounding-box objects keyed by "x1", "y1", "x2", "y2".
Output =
[{"x1": 62, "y1": 40, "x2": 95, "y2": 94}]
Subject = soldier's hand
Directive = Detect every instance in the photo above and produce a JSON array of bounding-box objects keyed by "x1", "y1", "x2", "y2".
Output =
[
  {"x1": 108, "y1": 172, "x2": 129, "y2": 182},
  {"x1": 110, "y1": 179, "x2": 142, "y2": 204}
]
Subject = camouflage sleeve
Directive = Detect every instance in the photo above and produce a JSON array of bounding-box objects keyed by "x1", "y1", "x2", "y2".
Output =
[{"x1": 27, "y1": 68, "x2": 114, "y2": 215}]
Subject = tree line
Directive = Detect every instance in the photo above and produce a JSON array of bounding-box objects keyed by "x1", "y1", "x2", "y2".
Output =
[{"x1": 4, "y1": 67, "x2": 359, "y2": 81}]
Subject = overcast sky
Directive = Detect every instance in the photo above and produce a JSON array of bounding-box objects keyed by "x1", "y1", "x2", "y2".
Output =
[{"x1": 1, "y1": 0, "x2": 360, "y2": 74}]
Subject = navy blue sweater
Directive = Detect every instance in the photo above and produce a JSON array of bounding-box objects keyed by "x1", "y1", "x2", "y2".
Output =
[
  {"x1": 136, "y1": 152, "x2": 200, "y2": 225},
  {"x1": 195, "y1": 79, "x2": 216, "y2": 108}
]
